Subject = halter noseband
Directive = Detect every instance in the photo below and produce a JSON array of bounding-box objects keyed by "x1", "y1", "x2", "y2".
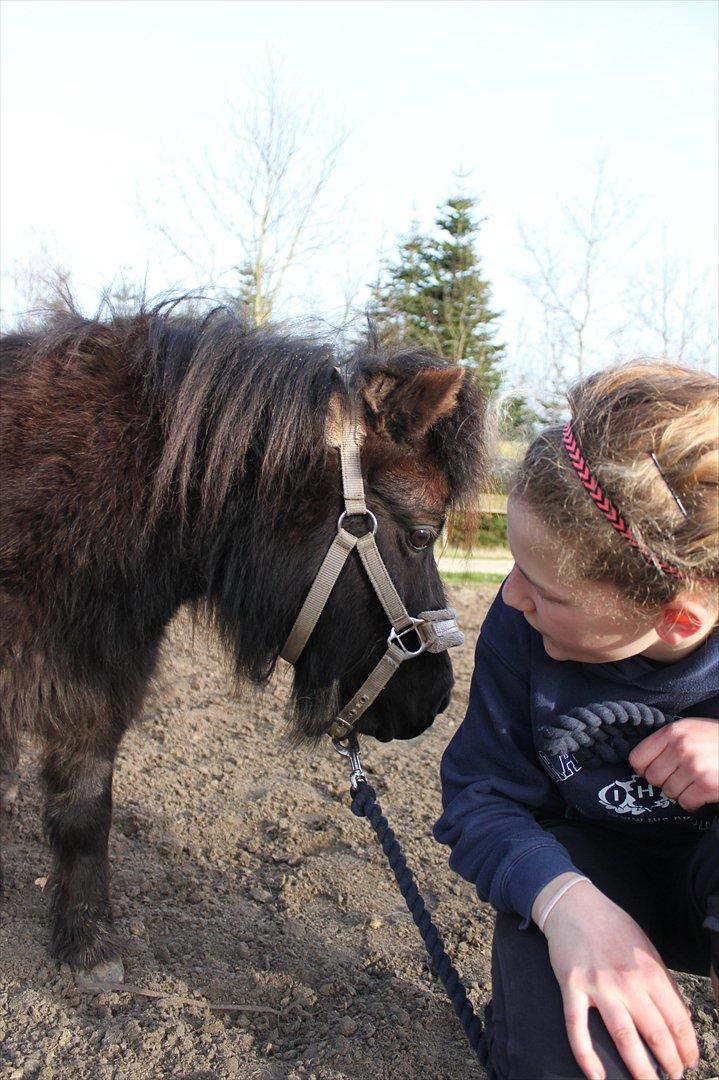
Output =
[{"x1": 280, "y1": 414, "x2": 464, "y2": 741}]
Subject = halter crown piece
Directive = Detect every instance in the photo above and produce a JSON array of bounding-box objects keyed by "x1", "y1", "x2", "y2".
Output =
[
  {"x1": 281, "y1": 413, "x2": 464, "y2": 740},
  {"x1": 562, "y1": 421, "x2": 683, "y2": 578}
]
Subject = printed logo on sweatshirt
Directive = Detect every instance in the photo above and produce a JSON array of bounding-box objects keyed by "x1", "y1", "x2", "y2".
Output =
[
  {"x1": 538, "y1": 750, "x2": 582, "y2": 783},
  {"x1": 597, "y1": 775, "x2": 675, "y2": 816}
]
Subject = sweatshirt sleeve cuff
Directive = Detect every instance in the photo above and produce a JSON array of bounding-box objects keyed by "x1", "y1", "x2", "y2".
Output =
[{"x1": 500, "y1": 842, "x2": 581, "y2": 928}]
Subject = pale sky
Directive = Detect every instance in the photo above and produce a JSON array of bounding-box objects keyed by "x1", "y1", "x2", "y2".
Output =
[{"x1": 1, "y1": 0, "x2": 717, "y2": 373}]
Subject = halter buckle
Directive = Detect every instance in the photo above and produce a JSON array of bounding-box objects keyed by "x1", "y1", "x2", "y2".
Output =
[{"x1": 388, "y1": 616, "x2": 428, "y2": 658}]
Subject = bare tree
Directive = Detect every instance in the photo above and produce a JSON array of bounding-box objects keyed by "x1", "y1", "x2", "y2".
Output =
[
  {"x1": 1, "y1": 243, "x2": 72, "y2": 330},
  {"x1": 148, "y1": 70, "x2": 347, "y2": 326},
  {"x1": 105, "y1": 269, "x2": 147, "y2": 317},
  {"x1": 517, "y1": 162, "x2": 717, "y2": 412},
  {"x1": 518, "y1": 159, "x2": 634, "y2": 411},
  {"x1": 625, "y1": 252, "x2": 718, "y2": 369}
]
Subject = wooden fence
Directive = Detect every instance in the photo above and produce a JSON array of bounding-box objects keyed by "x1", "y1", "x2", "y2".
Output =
[{"x1": 476, "y1": 494, "x2": 508, "y2": 515}]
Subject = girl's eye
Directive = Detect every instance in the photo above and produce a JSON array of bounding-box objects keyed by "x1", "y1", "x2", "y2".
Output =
[{"x1": 408, "y1": 527, "x2": 434, "y2": 550}]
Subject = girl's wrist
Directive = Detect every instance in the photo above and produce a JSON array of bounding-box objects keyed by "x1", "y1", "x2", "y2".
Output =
[{"x1": 532, "y1": 872, "x2": 592, "y2": 934}]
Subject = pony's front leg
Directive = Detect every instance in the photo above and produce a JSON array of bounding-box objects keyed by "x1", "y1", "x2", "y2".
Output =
[
  {"x1": 1, "y1": 714, "x2": 21, "y2": 881},
  {"x1": 41, "y1": 732, "x2": 125, "y2": 983}
]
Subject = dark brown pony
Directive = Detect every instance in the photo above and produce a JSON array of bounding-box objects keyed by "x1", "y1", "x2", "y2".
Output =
[{"x1": 0, "y1": 301, "x2": 483, "y2": 977}]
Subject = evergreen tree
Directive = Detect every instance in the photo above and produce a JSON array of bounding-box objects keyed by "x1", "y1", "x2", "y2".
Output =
[
  {"x1": 369, "y1": 195, "x2": 505, "y2": 394},
  {"x1": 222, "y1": 261, "x2": 272, "y2": 327}
]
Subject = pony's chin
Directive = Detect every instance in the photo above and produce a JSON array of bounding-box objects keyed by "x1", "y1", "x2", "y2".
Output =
[{"x1": 356, "y1": 707, "x2": 439, "y2": 743}]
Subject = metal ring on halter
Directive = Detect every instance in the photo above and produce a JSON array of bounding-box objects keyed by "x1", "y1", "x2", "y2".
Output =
[
  {"x1": 337, "y1": 509, "x2": 378, "y2": 536},
  {"x1": 388, "y1": 616, "x2": 428, "y2": 658}
]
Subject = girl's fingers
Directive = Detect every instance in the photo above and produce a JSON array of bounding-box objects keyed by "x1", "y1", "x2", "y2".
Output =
[
  {"x1": 656, "y1": 768, "x2": 710, "y2": 810},
  {"x1": 674, "y1": 778, "x2": 708, "y2": 812},
  {"x1": 562, "y1": 990, "x2": 606, "y2": 1080},
  {"x1": 642, "y1": 747, "x2": 677, "y2": 789},
  {"x1": 595, "y1": 1000, "x2": 664, "y2": 1080},
  {"x1": 631, "y1": 1000, "x2": 689, "y2": 1080},
  {"x1": 657, "y1": 765, "x2": 693, "y2": 802},
  {"x1": 563, "y1": 978, "x2": 698, "y2": 1080},
  {"x1": 643, "y1": 764, "x2": 708, "y2": 810},
  {"x1": 629, "y1": 726, "x2": 670, "y2": 773},
  {"x1": 649, "y1": 982, "x2": 700, "y2": 1070}
]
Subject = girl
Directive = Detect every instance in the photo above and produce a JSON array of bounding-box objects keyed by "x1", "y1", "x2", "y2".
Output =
[{"x1": 434, "y1": 362, "x2": 718, "y2": 1080}]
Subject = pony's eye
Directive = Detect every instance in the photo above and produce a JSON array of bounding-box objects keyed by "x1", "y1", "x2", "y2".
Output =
[{"x1": 408, "y1": 527, "x2": 434, "y2": 551}]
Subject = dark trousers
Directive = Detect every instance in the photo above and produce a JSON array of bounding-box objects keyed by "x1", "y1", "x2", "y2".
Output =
[{"x1": 484, "y1": 821, "x2": 719, "y2": 1080}]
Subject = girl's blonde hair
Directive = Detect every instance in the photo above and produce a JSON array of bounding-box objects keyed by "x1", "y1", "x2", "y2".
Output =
[{"x1": 511, "y1": 361, "x2": 719, "y2": 608}]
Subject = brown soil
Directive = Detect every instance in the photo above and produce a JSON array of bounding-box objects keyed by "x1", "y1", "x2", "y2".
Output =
[{"x1": 1, "y1": 584, "x2": 717, "y2": 1080}]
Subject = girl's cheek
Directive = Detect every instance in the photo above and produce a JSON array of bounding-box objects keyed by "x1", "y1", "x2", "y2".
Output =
[{"x1": 539, "y1": 606, "x2": 575, "y2": 640}]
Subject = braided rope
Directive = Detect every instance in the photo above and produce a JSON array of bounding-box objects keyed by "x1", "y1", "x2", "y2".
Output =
[
  {"x1": 350, "y1": 781, "x2": 488, "y2": 1067},
  {"x1": 343, "y1": 703, "x2": 715, "y2": 1074},
  {"x1": 538, "y1": 700, "x2": 670, "y2": 766},
  {"x1": 562, "y1": 422, "x2": 682, "y2": 578}
]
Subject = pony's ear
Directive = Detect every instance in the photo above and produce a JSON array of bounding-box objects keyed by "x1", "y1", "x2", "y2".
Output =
[{"x1": 361, "y1": 365, "x2": 465, "y2": 442}]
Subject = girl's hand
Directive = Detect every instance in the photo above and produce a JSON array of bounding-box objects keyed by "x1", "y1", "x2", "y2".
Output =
[
  {"x1": 542, "y1": 880, "x2": 698, "y2": 1080},
  {"x1": 629, "y1": 717, "x2": 719, "y2": 812}
]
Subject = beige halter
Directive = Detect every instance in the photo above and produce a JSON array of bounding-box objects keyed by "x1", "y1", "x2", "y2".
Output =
[{"x1": 280, "y1": 414, "x2": 464, "y2": 741}]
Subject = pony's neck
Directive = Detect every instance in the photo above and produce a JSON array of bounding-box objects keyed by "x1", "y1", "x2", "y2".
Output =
[{"x1": 198, "y1": 458, "x2": 342, "y2": 686}]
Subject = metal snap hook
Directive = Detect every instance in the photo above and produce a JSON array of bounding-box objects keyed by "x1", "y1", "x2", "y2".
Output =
[{"x1": 332, "y1": 731, "x2": 367, "y2": 788}]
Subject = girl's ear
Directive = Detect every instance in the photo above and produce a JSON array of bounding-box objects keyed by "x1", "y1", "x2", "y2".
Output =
[{"x1": 654, "y1": 599, "x2": 709, "y2": 646}]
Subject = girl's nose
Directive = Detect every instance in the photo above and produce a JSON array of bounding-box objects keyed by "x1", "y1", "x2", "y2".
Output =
[{"x1": 502, "y1": 566, "x2": 534, "y2": 613}]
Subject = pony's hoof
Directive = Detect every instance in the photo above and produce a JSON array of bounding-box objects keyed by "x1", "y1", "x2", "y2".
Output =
[{"x1": 75, "y1": 958, "x2": 125, "y2": 988}]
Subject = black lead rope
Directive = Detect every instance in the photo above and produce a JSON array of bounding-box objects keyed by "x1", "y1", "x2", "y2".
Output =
[
  {"x1": 349, "y1": 778, "x2": 489, "y2": 1066},
  {"x1": 338, "y1": 702, "x2": 714, "y2": 1072},
  {"x1": 334, "y1": 734, "x2": 489, "y2": 1065}
]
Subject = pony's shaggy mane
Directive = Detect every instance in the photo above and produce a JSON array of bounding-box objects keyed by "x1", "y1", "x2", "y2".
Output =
[
  {"x1": 148, "y1": 308, "x2": 343, "y2": 531},
  {"x1": 6, "y1": 298, "x2": 484, "y2": 546},
  {"x1": 145, "y1": 307, "x2": 485, "y2": 529}
]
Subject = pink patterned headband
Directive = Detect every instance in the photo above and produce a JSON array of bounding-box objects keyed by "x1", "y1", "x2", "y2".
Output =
[{"x1": 562, "y1": 421, "x2": 683, "y2": 578}]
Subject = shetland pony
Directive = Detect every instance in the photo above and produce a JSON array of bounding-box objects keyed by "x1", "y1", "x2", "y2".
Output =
[{"x1": 0, "y1": 302, "x2": 483, "y2": 975}]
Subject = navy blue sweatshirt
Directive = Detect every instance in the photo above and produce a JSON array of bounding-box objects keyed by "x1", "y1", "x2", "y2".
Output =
[{"x1": 434, "y1": 589, "x2": 719, "y2": 925}]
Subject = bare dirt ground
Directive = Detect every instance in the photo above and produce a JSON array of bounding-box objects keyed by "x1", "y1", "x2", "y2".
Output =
[{"x1": 2, "y1": 583, "x2": 717, "y2": 1080}]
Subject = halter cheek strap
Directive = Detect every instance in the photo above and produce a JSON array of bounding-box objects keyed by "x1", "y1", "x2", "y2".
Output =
[{"x1": 280, "y1": 414, "x2": 464, "y2": 740}]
